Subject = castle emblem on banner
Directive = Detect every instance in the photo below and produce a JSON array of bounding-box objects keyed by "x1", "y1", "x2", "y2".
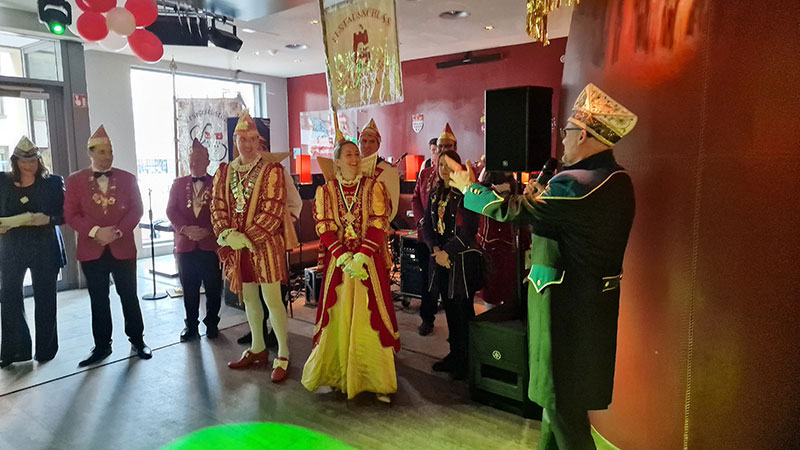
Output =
[{"x1": 412, "y1": 114, "x2": 424, "y2": 133}]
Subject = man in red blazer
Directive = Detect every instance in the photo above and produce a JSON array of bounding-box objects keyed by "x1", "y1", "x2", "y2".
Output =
[
  {"x1": 166, "y1": 139, "x2": 221, "y2": 342},
  {"x1": 64, "y1": 125, "x2": 151, "y2": 367}
]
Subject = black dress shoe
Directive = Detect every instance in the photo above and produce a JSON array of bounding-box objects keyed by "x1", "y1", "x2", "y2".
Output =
[
  {"x1": 180, "y1": 327, "x2": 199, "y2": 342},
  {"x1": 132, "y1": 343, "x2": 152, "y2": 360},
  {"x1": 418, "y1": 321, "x2": 434, "y2": 336},
  {"x1": 432, "y1": 353, "x2": 457, "y2": 373},
  {"x1": 206, "y1": 325, "x2": 219, "y2": 339},
  {"x1": 237, "y1": 332, "x2": 252, "y2": 344},
  {"x1": 78, "y1": 346, "x2": 112, "y2": 367}
]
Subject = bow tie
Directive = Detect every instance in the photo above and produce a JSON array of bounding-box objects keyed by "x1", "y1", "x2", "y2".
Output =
[
  {"x1": 93, "y1": 171, "x2": 112, "y2": 178},
  {"x1": 191, "y1": 177, "x2": 204, "y2": 182}
]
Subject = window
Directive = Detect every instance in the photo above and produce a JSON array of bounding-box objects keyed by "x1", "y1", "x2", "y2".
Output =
[{"x1": 130, "y1": 68, "x2": 261, "y2": 245}]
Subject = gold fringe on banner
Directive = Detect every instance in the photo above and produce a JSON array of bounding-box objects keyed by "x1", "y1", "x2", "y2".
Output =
[{"x1": 526, "y1": 0, "x2": 580, "y2": 46}]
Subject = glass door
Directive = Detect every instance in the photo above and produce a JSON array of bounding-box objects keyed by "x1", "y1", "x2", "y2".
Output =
[{"x1": 0, "y1": 86, "x2": 73, "y2": 295}]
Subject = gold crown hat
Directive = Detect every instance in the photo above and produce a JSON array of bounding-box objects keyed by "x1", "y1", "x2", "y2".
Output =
[
  {"x1": 360, "y1": 118, "x2": 381, "y2": 143},
  {"x1": 568, "y1": 83, "x2": 638, "y2": 147},
  {"x1": 13, "y1": 136, "x2": 41, "y2": 159},
  {"x1": 437, "y1": 123, "x2": 457, "y2": 144},
  {"x1": 88, "y1": 125, "x2": 111, "y2": 148},
  {"x1": 233, "y1": 109, "x2": 259, "y2": 136}
]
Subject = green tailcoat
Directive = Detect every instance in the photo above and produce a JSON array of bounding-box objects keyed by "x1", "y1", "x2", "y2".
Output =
[{"x1": 463, "y1": 151, "x2": 635, "y2": 410}]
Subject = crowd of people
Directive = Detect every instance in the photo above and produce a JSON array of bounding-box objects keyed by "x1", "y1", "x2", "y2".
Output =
[{"x1": 0, "y1": 83, "x2": 637, "y2": 449}]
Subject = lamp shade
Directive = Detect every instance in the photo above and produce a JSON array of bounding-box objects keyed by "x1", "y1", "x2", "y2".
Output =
[
  {"x1": 297, "y1": 154, "x2": 312, "y2": 184},
  {"x1": 405, "y1": 154, "x2": 425, "y2": 182}
]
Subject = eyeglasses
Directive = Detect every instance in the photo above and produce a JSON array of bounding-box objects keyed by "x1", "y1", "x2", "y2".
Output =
[{"x1": 559, "y1": 127, "x2": 582, "y2": 139}]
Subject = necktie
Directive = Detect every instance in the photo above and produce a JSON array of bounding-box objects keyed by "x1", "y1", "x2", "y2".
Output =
[
  {"x1": 191, "y1": 177, "x2": 203, "y2": 182},
  {"x1": 93, "y1": 171, "x2": 112, "y2": 178}
]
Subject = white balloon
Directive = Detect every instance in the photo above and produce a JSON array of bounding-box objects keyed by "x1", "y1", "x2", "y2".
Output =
[
  {"x1": 106, "y1": 7, "x2": 135, "y2": 37},
  {"x1": 98, "y1": 32, "x2": 128, "y2": 51}
]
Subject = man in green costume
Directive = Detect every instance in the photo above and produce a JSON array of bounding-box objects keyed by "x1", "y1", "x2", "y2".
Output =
[{"x1": 450, "y1": 84, "x2": 638, "y2": 450}]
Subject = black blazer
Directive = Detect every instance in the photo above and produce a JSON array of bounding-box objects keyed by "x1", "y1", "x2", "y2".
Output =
[{"x1": 0, "y1": 173, "x2": 66, "y2": 267}]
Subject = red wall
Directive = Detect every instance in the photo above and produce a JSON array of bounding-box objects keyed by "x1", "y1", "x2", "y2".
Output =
[{"x1": 287, "y1": 39, "x2": 568, "y2": 171}]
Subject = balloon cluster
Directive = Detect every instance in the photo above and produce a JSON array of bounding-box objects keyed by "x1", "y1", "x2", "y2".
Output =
[{"x1": 70, "y1": 0, "x2": 162, "y2": 63}]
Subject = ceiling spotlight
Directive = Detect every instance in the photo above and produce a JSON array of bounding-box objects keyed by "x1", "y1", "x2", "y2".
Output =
[
  {"x1": 439, "y1": 10, "x2": 470, "y2": 19},
  {"x1": 484, "y1": 25, "x2": 494, "y2": 30},
  {"x1": 208, "y1": 20, "x2": 243, "y2": 52},
  {"x1": 293, "y1": 59, "x2": 302, "y2": 63},
  {"x1": 267, "y1": 49, "x2": 279, "y2": 56},
  {"x1": 310, "y1": 20, "x2": 319, "y2": 25},
  {"x1": 254, "y1": 51, "x2": 260, "y2": 55},
  {"x1": 37, "y1": 0, "x2": 72, "y2": 35},
  {"x1": 285, "y1": 44, "x2": 309, "y2": 50},
  {"x1": 241, "y1": 28, "x2": 256, "y2": 33}
]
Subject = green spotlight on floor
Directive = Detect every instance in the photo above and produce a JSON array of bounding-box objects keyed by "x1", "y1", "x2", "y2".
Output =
[{"x1": 161, "y1": 423, "x2": 356, "y2": 450}]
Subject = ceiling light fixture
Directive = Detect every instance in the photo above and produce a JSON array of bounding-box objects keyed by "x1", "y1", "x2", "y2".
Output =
[
  {"x1": 241, "y1": 28, "x2": 256, "y2": 33},
  {"x1": 285, "y1": 44, "x2": 309, "y2": 50},
  {"x1": 484, "y1": 25, "x2": 494, "y2": 30},
  {"x1": 293, "y1": 59, "x2": 302, "y2": 63},
  {"x1": 439, "y1": 10, "x2": 470, "y2": 19},
  {"x1": 208, "y1": 19, "x2": 243, "y2": 52},
  {"x1": 254, "y1": 51, "x2": 260, "y2": 55},
  {"x1": 37, "y1": 0, "x2": 71, "y2": 35},
  {"x1": 267, "y1": 49, "x2": 279, "y2": 56},
  {"x1": 310, "y1": 20, "x2": 319, "y2": 24}
]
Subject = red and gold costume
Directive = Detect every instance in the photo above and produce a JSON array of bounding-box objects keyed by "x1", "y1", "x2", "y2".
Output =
[
  {"x1": 211, "y1": 156, "x2": 287, "y2": 293},
  {"x1": 302, "y1": 172, "x2": 400, "y2": 398},
  {"x1": 210, "y1": 110, "x2": 292, "y2": 381}
]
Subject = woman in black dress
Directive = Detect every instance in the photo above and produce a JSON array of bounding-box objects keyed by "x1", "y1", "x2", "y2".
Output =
[
  {"x1": 0, "y1": 136, "x2": 66, "y2": 368},
  {"x1": 421, "y1": 150, "x2": 483, "y2": 380}
]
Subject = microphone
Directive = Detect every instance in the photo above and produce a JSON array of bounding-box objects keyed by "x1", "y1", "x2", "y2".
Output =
[
  {"x1": 392, "y1": 152, "x2": 408, "y2": 167},
  {"x1": 535, "y1": 158, "x2": 558, "y2": 187}
]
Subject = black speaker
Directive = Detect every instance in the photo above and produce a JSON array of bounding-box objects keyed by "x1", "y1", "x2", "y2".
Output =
[{"x1": 485, "y1": 86, "x2": 553, "y2": 172}]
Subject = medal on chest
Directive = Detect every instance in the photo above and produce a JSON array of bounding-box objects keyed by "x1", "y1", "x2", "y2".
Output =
[
  {"x1": 339, "y1": 181, "x2": 361, "y2": 241},
  {"x1": 230, "y1": 164, "x2": 257, "y2": 214}
]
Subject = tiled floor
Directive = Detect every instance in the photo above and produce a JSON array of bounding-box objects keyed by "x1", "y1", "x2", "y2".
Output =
[{"x1": 0, "y1": 255, "x2": 529, "y2": 450}]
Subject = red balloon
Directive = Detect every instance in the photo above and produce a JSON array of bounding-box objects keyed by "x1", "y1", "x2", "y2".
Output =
[
  {"x1": 83, "y1": 0, "x2": 115, "y2": 13},
  {"x1": 75, "y1": 0, "x2": 91, "y2": 11},
  {"x1": 125, "y1": 0, "x2": 158, "y2": 28},
  {"x1": 128, "y1": 29, "x2": 164, "y2": 63},
  {"x1": 76, "y1": 11, "x2": 108, "y2": 41}
]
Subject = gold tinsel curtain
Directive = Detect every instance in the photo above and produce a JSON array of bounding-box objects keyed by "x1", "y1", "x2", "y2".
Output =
[{"x1": 526, "y1": 0, "x2": 580, "y2": 45}]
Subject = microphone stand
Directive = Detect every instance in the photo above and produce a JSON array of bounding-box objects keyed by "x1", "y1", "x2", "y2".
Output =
[{"x1": 143, "y1": 188, "x2": 166, "y2": 300}]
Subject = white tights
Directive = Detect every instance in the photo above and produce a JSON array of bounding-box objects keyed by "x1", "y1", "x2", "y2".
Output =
[{"x1": 241, "y1": 282, "x2": 289, "y2": 360}]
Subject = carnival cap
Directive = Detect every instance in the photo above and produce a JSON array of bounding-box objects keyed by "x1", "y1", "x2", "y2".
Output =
[
  {"x1": 568, "y1": 83, "x2": 637, "y2": 147},
  {"x1": 191, "y1": 138, "x2": 208, "y2": 153},
  {"x1": 13, "y1": 136, "x2": 40, "y2": 159},
  {"x1": 233, "y1": 109, "x2": 259, "y2": 137},
  {"x1": 360, "y1": 118, "x2": 381, "y2": 143},
  {"x1": 88, "y1": 125, "x2": 111, "y2": 148},
  {"x1": 437, "y1": 123, "x2": 457, "y2": 145}
]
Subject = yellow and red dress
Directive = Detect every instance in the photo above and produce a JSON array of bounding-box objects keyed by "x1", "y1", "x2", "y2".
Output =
[
  {"x1": 210, "y1": 157, "x2": 287, "y2": 294},
  {"x1": 301, "y1": 175, "x2": 400, "y2": 398}
]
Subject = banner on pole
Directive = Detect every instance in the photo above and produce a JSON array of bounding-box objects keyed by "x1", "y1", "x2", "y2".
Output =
[
  {"x1": 319, "y1": 0, "x2": 404, "y2": 110},
  {"x1": 175, "y1": 97, "x2": 244, "y2": 176}
]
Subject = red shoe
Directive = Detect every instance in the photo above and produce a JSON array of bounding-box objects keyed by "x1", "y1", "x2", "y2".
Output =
[
  {"x1": 271, "y1": 357, "x2": 289, "y2": 383},
  {"x1": 228, "y1": 349, "x2": 269, "y2": 369}
]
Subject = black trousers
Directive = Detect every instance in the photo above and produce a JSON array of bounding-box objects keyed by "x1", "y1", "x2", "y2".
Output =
[
  {"x1": 176, "y1": 249, "x2": 222, "y2": 328},
  {"x1": 80, "y1": 248, "x2": 145, "y2": 348},
  {"x1": 430, "y1": 265, "x2": 475, "y2": 362},
  {"x1": 416, "y1": 243, "x2": 437, "y2": 324},
  {"x1": 540, "y1": 406, "x2": 596, "y2": 450},
  {"x1": 0, "y1": 256, "x2": 59, "y2": 361}
]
